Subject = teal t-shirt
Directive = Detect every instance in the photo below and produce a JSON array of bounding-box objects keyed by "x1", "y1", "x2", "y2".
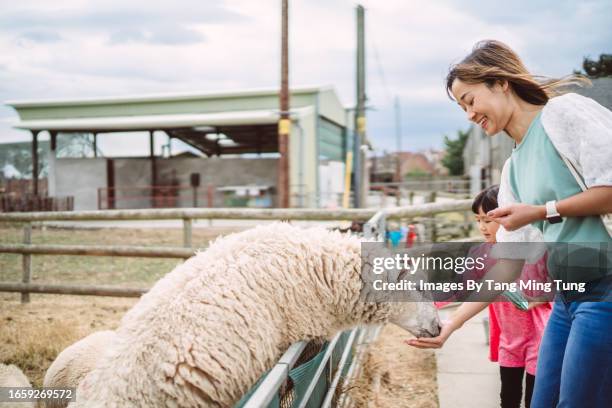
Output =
[{"x1": 508, "y1": 111, "x2": 611, "y2": 244}]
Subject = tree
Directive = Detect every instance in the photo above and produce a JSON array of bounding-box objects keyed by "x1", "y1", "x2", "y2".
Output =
[
  {"x1": 0, "y1": 141, "x2": 49, "y2": 178},
  {"x1": 0, "y1": 133, "x2": 101, "y2": 181},
  {"x1": 441, "y1": 129, "x2": 469, "y2": 176},
  {"x1": 579, "y1": 54, "x2": 612, "y2": 78},
  {"x1": 404, "y1": 169, "x2": 429, "y2": 179},
  {"x1": 57, "y1": 133, "x2": 101, "y2": 158}
]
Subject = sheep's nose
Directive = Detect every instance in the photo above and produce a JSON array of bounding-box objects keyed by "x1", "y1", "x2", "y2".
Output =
[
  {"x1": 418, "y1": 325, "x2": 440, "y2": 338},
  {"x1": 426, "y1": 326, "x2": 440, "y2": 338}
]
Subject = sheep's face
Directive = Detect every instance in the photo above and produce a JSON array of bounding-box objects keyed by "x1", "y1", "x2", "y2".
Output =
[
  {"x1": 389, "y1": 302, "x2": 441, "y2": 338},
  {"x1": 359, "y1": 243, "x2": 441, "y2": 338}
]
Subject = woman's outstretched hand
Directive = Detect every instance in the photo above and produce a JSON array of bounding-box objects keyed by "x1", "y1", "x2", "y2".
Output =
[
  {"x1": 487, "y1": 203, "x2": 545, "y2": 231},
  {"x1": 405, "y1": 320, "x2": 457, "y2": 349}
]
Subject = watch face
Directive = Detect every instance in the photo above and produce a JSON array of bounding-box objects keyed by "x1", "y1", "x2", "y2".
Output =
[{"x1": 548, "y1": 215, "x2": 563, "y2": 224}]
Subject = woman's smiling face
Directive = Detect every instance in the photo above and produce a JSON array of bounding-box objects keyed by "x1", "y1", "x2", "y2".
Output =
[{"x1": 451, "y1": 79, "x2": 513, "y2": 136}]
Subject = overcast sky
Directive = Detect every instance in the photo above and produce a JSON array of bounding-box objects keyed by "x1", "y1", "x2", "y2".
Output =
[{"x1": 1, "y1": 0, "x2": 610, "y2": 156}]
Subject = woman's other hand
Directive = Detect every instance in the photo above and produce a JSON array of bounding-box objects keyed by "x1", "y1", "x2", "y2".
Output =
[{"x1": 487, "y1": 203, "x2": 545, "y2": 231}]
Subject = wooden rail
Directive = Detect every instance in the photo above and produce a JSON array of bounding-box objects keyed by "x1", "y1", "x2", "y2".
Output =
[
  {"x1": 0, "y1": 201, "x2": 471, "y2": 223},
  {"x1": 0, "y1": 244, "x2": 193, "y2": 258},
  {"x1": 0, "y1": 282, "x2": 147, "y2": 297},
  {"x1": 0, "y1": 201, "x2": 471, "y2": 302},
  {"x1": 0, "y1": 207, "x2": 376, "y2": 222}
]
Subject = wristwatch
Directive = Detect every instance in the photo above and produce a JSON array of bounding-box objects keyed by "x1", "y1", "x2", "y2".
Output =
[{"x1": 545, "y1": 200, "x2": 562, "y2": 224}]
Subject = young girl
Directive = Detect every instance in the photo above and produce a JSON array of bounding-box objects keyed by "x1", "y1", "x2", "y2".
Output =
[{"x1": 470, "y1": 185, "x2": 552, "y2": 408}]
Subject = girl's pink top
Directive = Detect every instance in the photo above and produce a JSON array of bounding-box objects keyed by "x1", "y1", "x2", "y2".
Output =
[
  {"x1": 436, "y1": 243, "x2": 552, "y2": 375},
  {"x1": 475, "y1": 243, "x2": 552, "y2": 375}
]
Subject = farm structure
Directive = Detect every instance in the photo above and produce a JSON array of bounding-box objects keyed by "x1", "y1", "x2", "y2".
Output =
[{"x1": 5, "y1": 86, "x2": 352, "y2": 210}]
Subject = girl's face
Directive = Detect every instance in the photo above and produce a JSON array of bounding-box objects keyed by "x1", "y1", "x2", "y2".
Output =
[
  {"x1": 475, "y1": 207, "x2": 499, "y2": 243},
  {"x1": 451, "y1": 79, "x2": 513, "y2": 136}
]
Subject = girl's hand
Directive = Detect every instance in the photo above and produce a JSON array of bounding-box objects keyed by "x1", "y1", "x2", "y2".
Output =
[
  {"x1": 405, "y1": 320, "x2": 457, "y2": 349},
  {"x1": 487, "y1": 203, "x2": 546, "y2": 231}
]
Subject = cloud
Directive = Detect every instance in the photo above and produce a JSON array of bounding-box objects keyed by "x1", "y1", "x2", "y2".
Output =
[
  {"x1": 108, "y1": 26, "x2": 205, "y2": 46},
  {"x1": 0, "y1": 1, "x2": 247, "y2": 32},
  {"x1": 143, "y1": 26, "x2": 206, "y2": 45},
  {"x1": 16, "y1": 31, "x2": 63, "y2": 45},
  {"x1": 0, "y1": 0, "x2": 610, "y2": 155},
  {"x1": 107, "y1": 29, "x2": 147, "y2": 45}
]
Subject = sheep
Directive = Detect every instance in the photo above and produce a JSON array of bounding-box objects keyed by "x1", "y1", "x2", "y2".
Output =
[
  {"x1": 0, "y1": 364, "x2": 35, "y2": 408},
  {"x1": 43, "y1": 330, "x2": 116, "y2": 408},
  {"x1": 70, "y1": 222, "x2": 440, "y2": 407}
]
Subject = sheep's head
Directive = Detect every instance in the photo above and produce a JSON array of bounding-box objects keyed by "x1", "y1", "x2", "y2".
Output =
[
  {"x1": 355, "y1": 271, "x2": 441, "y2": 338},
  {"x1": 359, "y1": 242, "x2": 441, "y2": 338},
  {"x1": 388, "y1": 302, "x2": 441, "y2": 338}
]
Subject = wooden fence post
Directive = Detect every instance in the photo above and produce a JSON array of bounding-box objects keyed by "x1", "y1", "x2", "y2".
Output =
[
  {"x1": 463, "y1": 211, "x2": 472, "y2": 237},
  {"x1": 428, "y1": 192, "x2": 438, "y2": 243},
  {"x1": 21, "y1": 223, "x2": 32, "y2": 303},
  {"x1": 183, "y1": 218, "x2": 192, "y2": 249}
]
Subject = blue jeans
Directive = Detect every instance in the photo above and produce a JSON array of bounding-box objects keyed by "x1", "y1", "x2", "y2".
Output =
[{"x1": 531, "y1": 297, "x2": 612, "y2": 407}]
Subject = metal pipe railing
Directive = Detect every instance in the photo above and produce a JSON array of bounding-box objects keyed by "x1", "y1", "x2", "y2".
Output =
[
  {"x1": 320, "y1": 329, "x2": 358, "y2": 408},
  {"x1": 295, "y1": 334, "x2": 341, "y2": 408},
  {"x1": 241, "y1": 341, "x2": 308, "y2": 408}
]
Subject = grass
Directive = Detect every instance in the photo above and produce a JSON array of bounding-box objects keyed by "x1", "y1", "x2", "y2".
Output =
[
  {"x1": 0, "y1": 225, "x2": 245, "y2": 386},
  {"x1": 0, "y1": 225, "x2": 245, "y2": 286},
  {"x1": 0, "y1": 293, "x2": 137, "y2": 386}
]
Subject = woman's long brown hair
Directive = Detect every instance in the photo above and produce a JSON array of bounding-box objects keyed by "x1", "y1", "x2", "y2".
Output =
[{"x1": 446, "y1": 40, "x2": 590, "y2": 105}]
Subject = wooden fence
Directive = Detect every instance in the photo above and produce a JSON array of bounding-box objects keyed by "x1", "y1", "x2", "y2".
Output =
[
  {"x1": 0, "y1": 195, "x2": 74, "y2": 212},
  {"x1": 0, "y1": 201, "x2": 471, "y2": 302},
  {"x1": 0, "y1": 201, "x2": 472, "y2": 407}
]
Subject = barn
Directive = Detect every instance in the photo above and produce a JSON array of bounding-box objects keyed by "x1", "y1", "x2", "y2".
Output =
[{"x1": 6, "y1": 86, "x2": 352, "y2": 210}]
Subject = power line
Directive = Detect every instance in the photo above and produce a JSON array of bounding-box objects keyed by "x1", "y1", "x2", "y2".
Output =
[{"x1": 368, "y1": 21, "x2": 393, "y2": 104}]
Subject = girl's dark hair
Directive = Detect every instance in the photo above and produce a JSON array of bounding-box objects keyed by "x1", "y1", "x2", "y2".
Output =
[
  {"x1": 472, "y1": 185, "x2": 500, "y2": 214},
  {"x1": 446, "y1": 40, "x2": 590, "y2": 105}
]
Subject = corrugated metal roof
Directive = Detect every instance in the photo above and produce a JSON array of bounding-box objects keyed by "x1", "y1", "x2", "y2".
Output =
[
  {"x1": 14, "y1": 107, "x2": 313, "y2": 131},
  {"x1": 5, "y1": 85, "x2": 332, "y2": 109}
]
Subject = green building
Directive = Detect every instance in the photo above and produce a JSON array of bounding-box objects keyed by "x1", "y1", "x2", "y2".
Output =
[{"x1": 6, "y1": 86, "x2": 353, "y2": 209}]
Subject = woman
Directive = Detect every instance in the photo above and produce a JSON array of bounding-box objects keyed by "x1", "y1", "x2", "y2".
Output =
[{"x1": 407, "y1": 40, "x2": 612, "y2": 407}]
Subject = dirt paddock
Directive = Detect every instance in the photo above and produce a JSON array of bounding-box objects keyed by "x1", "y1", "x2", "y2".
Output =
[
  {"x1": 1, "y1": 294, "x2": 439, "y2": 406},
  {"x1": 343, "y1": 324, "x2": 438, "y2": 408},
  {"x1": 0, "y1": 293, "x2": 137, "y2": 386}
]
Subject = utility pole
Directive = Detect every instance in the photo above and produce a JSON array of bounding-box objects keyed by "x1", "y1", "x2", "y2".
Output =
[
  {"x1": 395, "y1": 96, "x2": 402, "y2": 182},
  {"x1": 353, "y1": 4, "x2": 367, "y2": 208},
  {"x1": 277, "y1": 0, "x2": 290, "y2": 208},
  {"x1": 394, "y1": 97, "x2": 402, "y2": 206}
]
